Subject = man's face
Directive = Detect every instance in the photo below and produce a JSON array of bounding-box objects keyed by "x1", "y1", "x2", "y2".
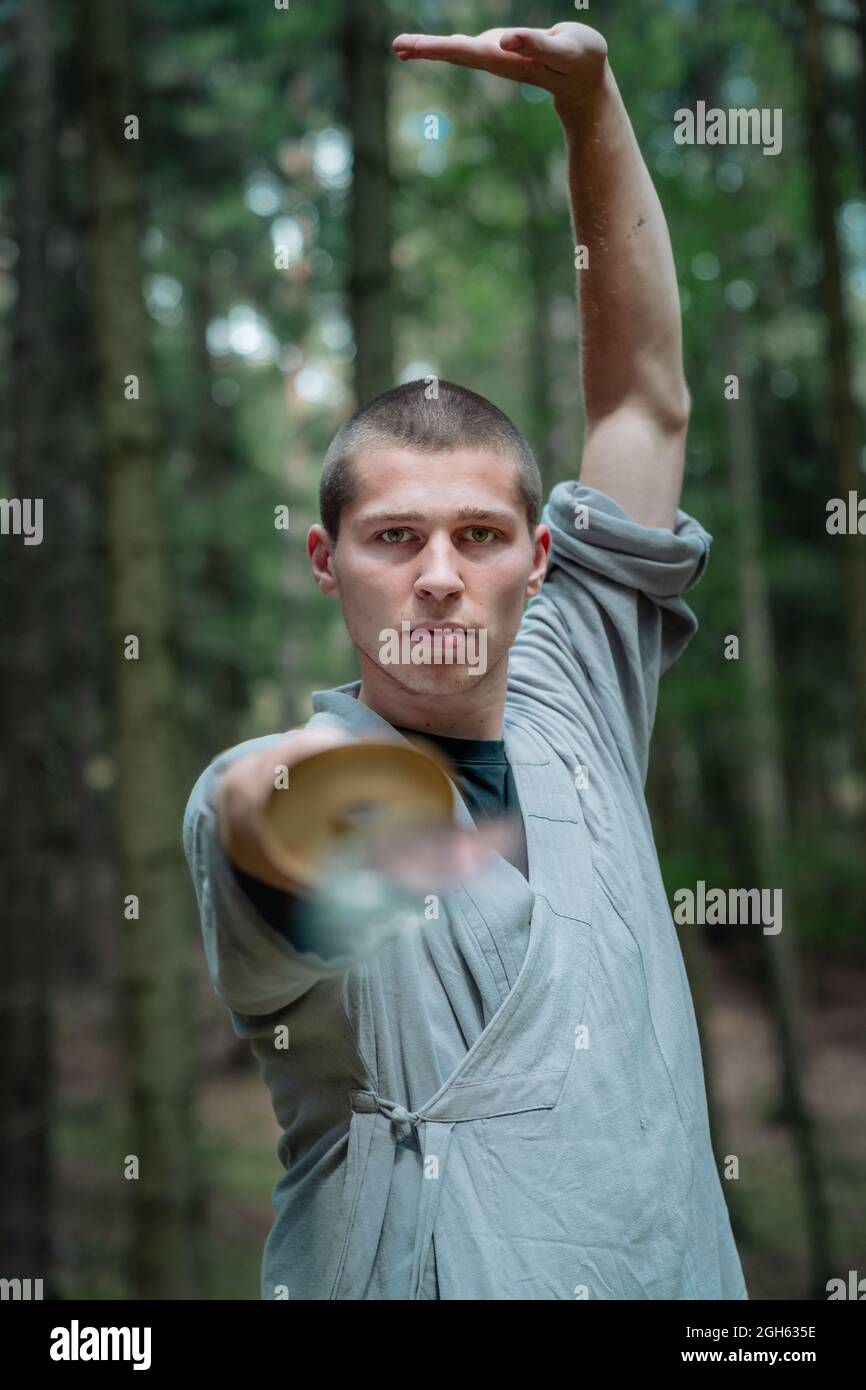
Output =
[{"x1": 308, "y1": 446, "x2": 549, "y2": 701}]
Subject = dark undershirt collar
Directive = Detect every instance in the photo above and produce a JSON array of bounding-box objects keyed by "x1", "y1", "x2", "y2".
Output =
[{"x1": 394, "y1": 726, "x2": 507, "y2": 764}]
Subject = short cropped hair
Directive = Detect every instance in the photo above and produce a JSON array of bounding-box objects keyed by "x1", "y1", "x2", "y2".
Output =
[{"x1": 319, "y1": 379, "x2": 541, "y2": 542}]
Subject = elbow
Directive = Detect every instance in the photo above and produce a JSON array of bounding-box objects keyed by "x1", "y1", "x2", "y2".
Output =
[
  {"x1": 592, "y1": 386, "x2": 692, "y2": 438},
  {"x1": 664, "y1": 383, "x2": 692, "y2": 434},
  {"x1": 605, "y1": 377, "x2": 693, "y2": 436}
]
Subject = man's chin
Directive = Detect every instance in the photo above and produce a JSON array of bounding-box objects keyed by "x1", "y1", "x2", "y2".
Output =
[{"x1": 378, "y1": 662, "x2": 491, "y2": 697}]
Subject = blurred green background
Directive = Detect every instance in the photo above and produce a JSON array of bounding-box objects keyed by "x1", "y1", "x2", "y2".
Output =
[{"x1": 1, "y1": 0, "x2": 864, "y2": 1300}]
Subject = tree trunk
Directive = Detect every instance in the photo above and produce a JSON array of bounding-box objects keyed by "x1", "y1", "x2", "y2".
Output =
[
  {"x1": 724, "y1": 310, "x2": 832, "y2": 1300},
  {"x1": 649, "y1": 725, "x2": 750, "y2": 1243},
  {"x1": 525, "y1": 176, "x2": 556, "y2": 496},
  {"x1": 856, "y1": 0, "x2": 866, "y2": 194},
  {"x1": 188, "y1": 267, "x2": 245, "y2": 758},
  {"x1": 0, "y1": 0, "x2": 55, "y2": 1291},
  {"x1": 801, "y1": 0, "x2": 866, "y2": 768},
  {"x1": 82, "y1": 0, "x2": 197, "y2": 1297},
  {"x1": 344, "y1": 0, "x2": 394, "y2": 405}
]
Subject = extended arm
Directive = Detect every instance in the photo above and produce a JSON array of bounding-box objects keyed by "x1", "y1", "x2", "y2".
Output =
[
  {"x1": 393, "y1": 22, "x2": 690, "y2": 529},
  {"x1": 556, "y1": 60, "x2": 689, "y2": 528}
]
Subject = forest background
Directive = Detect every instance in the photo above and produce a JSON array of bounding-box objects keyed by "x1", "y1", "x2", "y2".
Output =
[{"x1": 1, "y1": 0, "x2": 865, "y2": 1300}]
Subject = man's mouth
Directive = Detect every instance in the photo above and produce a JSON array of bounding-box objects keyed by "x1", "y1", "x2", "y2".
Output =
[
  {"x1": 376, "y1": 620, "x2": 489, "y2": 675},
  {"x1": 409, "y1": 622, "x2": 469, "y2": 640}
]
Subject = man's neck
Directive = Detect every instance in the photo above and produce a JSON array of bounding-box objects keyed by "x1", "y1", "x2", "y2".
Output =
[{"x1": 355, "y1": 662, "x2": 507, "y2": 740}]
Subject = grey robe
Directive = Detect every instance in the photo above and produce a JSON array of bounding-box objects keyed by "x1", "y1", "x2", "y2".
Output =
[{"x1": 183, "y1": 481, "x2": 748, "y2": 1301}]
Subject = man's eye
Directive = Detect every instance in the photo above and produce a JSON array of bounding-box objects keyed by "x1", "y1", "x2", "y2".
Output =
[
  {"x1": 379, "y1": 528, "x2": 414, "y2": 544},
  {"x1": 463, "y1": 527, "x2": 497, "y2": 543}
]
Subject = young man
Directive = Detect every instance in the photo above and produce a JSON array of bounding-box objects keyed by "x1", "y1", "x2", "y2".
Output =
[{"x1": 184, "y1": 23, "x2": 748, "y2": 1300}]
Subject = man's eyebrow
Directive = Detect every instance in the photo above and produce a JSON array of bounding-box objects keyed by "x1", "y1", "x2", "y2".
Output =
[{"x1": 356, "y1": 507, "x2": 517, "y2": 527}]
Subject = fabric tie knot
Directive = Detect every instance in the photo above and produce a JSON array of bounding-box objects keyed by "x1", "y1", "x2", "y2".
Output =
[{"x1": 383, "y1": 1101, "x2": 419, "y2": 1129}]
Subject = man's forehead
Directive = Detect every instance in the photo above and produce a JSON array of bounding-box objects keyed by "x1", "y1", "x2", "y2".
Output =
[
  {"x1": 355, "y1": 443, "x2": 505, "y2": 470},
  {"x1": 349, "y1": 445, "x2": 523, "y2": 521},
  {"x1": 352, "y1": 504, "x2": 519, "y2": 530}
]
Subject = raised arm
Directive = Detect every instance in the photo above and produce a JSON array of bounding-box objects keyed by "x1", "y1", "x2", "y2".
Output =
[{"x1": 393, "y1": 22, "x2": 690, "y2": 529}]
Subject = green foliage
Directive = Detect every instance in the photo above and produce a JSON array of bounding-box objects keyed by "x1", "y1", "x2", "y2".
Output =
[{"x1": 127, "y1": 0, "x2": 865, "y2": 932}]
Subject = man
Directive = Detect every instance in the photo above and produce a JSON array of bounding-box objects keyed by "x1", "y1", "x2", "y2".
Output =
[{"x1": 184, "y1": 22, "x2": 748, "y2": 1300}]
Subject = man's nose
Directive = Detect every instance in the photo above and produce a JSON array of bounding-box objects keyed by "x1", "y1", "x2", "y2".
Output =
[{"x1": 414, "y1": 538, "x2": 465, "y2": 602}]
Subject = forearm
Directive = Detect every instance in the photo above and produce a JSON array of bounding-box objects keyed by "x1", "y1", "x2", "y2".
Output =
[{"x1": 556, "y1": 63, "x2": 690, "y2": 432}]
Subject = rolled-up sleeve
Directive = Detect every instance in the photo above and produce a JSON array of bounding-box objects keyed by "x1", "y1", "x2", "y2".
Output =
[{"x1": 507, "y1": 481, "x2": 711, "y2": 785}]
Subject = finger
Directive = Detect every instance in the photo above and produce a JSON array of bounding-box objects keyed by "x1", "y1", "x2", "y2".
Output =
[
  {"x1": 392, "y1": 31, "x2": 534, "y2": 77},
  {"x1": 392, "y1": 33, "x2": 479, "y2": 64},
  {"x1": 498, "y1": 27, "x2": 570, "y2": 74}
]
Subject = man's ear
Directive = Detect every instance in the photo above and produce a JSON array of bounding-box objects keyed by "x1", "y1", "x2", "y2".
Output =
[
  {"x1": 525, "y1": 524, "x2": 551, "y2": 599},
  {"x1": 308, "y1": 524, "x2": 340, "y2": 597}
]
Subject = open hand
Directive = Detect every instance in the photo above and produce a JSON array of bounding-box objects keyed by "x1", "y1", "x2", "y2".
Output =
[{"x1": 392, "y1": 22, "x2": 609, "y2": 113}]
